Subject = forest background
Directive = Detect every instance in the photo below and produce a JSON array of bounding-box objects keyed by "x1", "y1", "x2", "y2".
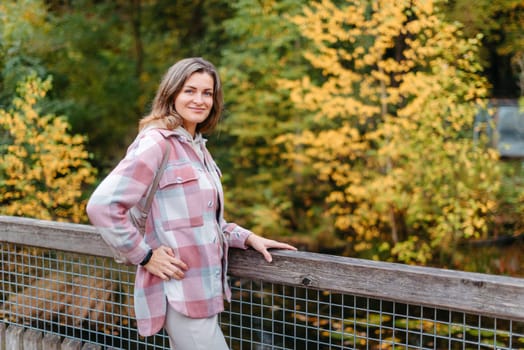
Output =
[{"x1": 1, "y1": 0, "x2": 523, "y2": 276}]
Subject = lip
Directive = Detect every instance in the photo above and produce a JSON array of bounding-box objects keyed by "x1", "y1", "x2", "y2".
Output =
[{"x1": 189, "y1": 107, "x2": 207, "y2": 112}]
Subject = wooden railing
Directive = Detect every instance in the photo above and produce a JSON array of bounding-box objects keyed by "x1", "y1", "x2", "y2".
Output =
[{"x1": 1, "y1": 215, "x2": 524, "y2": 349}]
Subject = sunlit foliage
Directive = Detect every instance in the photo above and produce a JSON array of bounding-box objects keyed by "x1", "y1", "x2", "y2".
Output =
[
  {"x1": 217, "y1": 0, "x2": 331, "y2": 246},
  {"x1": 1, "y1": 0, "x2": 523, "y2": 270},
  {"x1": 279, "y1": 0, "x2": 504, "y2": 263},
  {"x1": 0, "y1": 0, "x2": 50, "y2": 103},
  {"x1": 0, "y1": 74, "x2": 96, "y2": 222}
]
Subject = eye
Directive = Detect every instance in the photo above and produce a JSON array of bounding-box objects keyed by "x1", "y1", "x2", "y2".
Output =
[{"x1": 204, "y1": 91, "x2": 213, "y2": 97}]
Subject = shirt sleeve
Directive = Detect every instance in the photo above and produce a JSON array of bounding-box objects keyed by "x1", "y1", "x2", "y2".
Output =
[
  {"x1": 223, "y1": 223, "x2": 253, "y2": 249},
  {"x1": 86, "y1": 130, "x2": 165, "y2": 264}
]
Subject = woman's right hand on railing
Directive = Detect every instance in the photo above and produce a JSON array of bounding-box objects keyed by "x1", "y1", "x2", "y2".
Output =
[{"x1": 143, "y1": 245, "x2": 188, "y2": 281}]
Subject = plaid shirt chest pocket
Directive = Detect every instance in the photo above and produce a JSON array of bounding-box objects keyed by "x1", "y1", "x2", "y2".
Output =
[{"x1": 159, "y1": 163, "x2": 205, "y2": 229}]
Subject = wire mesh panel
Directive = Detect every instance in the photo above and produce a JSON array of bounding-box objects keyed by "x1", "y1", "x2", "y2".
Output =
[
  {"x1": 221, "y1": 279, "x2": 524, "y2": 350},
  {"x1": 0, "y1": 243, "x2": 170, "y2": 349},
  {"x1": 1, "y1": 242, "x2": 524, "y2": 349}
]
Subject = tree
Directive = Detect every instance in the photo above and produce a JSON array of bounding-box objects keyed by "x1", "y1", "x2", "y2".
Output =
[
  {"x1": 279, "y1": 0, "x2": 503, "y2": 264},
  {"x1": 0, "y1": 0, "x2": 95, "y2": 222},
  {"x1": 216, "y1": 0, "x2": 334, "y2": 247},
  {"x1": 442, "y1": 0, "x2": 524, "y2": 98},
  {"x1": 0, "y1": 74, "x2": 96, "y2": 222},
  {"x1": 0, "y1": 0, "x2": 50, "y2": 105},
  {"x1": 39, "y1": 0, "x2": 233, "y2": 172}
]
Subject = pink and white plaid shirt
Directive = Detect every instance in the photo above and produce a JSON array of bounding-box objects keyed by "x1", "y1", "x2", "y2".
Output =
[{"x1": 86, "y1": 127, "x2": 252, "y2": 336}]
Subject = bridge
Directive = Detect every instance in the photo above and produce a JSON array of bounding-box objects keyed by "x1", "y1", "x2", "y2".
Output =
[{"x1": 1, "y1": 215, "x2": 523, "y2": 349}]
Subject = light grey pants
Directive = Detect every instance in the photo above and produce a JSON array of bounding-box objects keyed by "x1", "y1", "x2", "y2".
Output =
[{"x1": 164, "y1": 304, "x2": 229, "y2": 350}]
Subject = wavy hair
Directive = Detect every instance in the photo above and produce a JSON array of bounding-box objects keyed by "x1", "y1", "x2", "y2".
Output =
[{"x1": 139, "y1": 57, "x2": 223, "y2": 134}]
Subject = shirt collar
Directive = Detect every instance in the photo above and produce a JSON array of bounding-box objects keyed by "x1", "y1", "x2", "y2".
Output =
[{"x1": 172, "y1": 126, "x2": 206, "y2": 145}]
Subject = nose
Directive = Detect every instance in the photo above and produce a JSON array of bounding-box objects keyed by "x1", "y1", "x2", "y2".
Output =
[{"x1": 193, "y1": 93, "x2": 204, "y2": 104}]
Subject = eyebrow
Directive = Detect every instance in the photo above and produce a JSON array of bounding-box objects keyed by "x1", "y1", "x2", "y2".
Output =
[{"x1": 183, "y1": 84, "x2": 213, "y2": 91}]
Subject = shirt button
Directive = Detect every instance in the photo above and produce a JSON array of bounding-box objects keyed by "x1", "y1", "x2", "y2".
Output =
[
  {"x1": 215, "y1": 269, "x2": 221, "y2": 277},
  {"x1": 176, "y1": 176, "x2": 183, "y2": 183},
  {"x1": 207, "y1": 200, "x2": 214, "y2": 208}
]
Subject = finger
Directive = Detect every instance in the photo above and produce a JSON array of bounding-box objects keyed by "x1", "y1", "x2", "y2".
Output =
[
  {"x1": 170, "y1": 267, "x2": 185, "y2": 280},
  {"x1": 160, "y1": 247, "x2": 188, "y2": 270},
  {"x1": 157, "y1": 247, "x2": 187, "y2": 270},
  {"x1": 270, "y1": 242, "x2": 297, "y2": 250},
  {"x1": 157, "y1": 271, "x2": 171, "y2": 281},
  {"x1": 261, "y1": 248, "x2": 272, "y2": 263},
  {"x1": 281, "y1": 243, "x2": 297, "y2": 250},
  {"x1": 164, "y1": 247, "x2": 176, "y2": 257},
  {"x1": 171, "y1": 257, "x2": 189, "y2": 271}
]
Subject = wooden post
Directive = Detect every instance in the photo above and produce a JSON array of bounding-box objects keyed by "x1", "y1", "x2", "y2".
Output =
[
  {"x1": 43, "y1": 333, "x2": 61, "y2": 350},
  {"x1": 5, "y1": 325, "x2": 23, "y2": 350},
  {"x1": 0, "y1": 322, "x2": 5, "y2": 350},
  {"x1": 23, "y1": 329, "x2": 42, "y2": 350},
  {"x1": 61, "y1": 338, "x2": 82, "y2": 350}
]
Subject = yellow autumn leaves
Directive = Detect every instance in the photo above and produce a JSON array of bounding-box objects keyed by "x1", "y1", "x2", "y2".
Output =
[
  {"x1": 279, "y1": 0, "x2": 504, "y2": 263},
  {"x1": 0, "y1": 74, "x2": 96, "y2": 223}
]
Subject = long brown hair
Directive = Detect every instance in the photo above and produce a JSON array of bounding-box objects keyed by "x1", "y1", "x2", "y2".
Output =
[{"x1": 139, "y1": 57, "x2": 223, "y2": 134}]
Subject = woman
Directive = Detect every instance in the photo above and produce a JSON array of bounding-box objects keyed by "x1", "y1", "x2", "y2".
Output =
[{"x1": 86, "y1": 57, "x2": 296, "y2": 349}]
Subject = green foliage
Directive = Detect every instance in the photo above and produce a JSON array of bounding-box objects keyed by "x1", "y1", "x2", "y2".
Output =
[
  {"x1": 217, "y1": 0, "x2": 334, "y2": 244},
  {"x1": 442, "y1": 0, "x2": 523, "y2": 57},
  {"x1": 40, "y1": 1, "x2": 147, "y2": 169},
  {"x1": 442, "y1": 0, "x2": 524, "y2": 97},
  {"x1": 0, "y1": 0, "x2": 50, "y2": 104},
  {"x1": 38, "y1": 0, "x2": 233, "y2": 171}
]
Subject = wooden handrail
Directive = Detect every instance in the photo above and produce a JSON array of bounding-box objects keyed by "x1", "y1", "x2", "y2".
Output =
[{"x1": 1, "y1": 215, "x2": 524, "y2": 321}]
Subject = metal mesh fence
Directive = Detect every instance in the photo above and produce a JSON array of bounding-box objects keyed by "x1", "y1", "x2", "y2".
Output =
[
  {"x1": 1, "y1": 243, "x2": 523, "y2": 350},
  {"x1": 0, "y1": 243, "x2": 170, "y2": 349},
  {"x1": 222, "y1": 279, "x2": 524, "y2": 349}
]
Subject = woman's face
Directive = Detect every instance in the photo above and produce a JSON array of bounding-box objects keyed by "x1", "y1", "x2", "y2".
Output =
[{"x1": 174, "y1": 72, "x2": 214, "y2": 136}]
